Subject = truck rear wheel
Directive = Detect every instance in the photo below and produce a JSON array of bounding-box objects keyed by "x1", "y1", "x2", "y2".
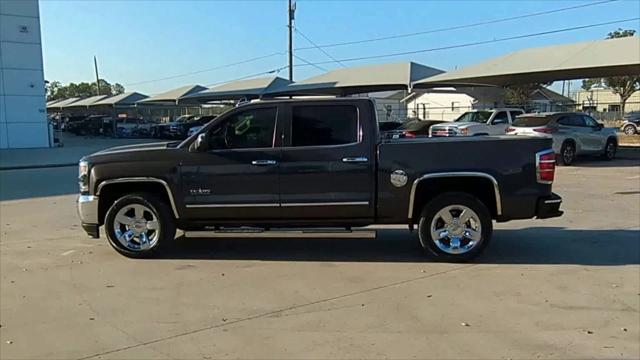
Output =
[
  {"x1": 418, "y1": 192, "x2": 492, "y2": 262},
  {"x1": 104, "y1": 193, "x2": 176, "y2": 258}
]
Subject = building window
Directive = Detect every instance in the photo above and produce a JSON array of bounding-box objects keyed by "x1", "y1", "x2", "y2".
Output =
[
  {"x1": 608, "y1": 104, "x2": 621, "y2": 112},
  {"x1": 451, "y1": 101, "x2": 460, "y2": 112}
]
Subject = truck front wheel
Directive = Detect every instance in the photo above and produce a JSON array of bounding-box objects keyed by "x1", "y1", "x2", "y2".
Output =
[
  {"x1": 104, "y1": 193, "x2": 176, "y2": 258},
  {"x1": 418, "y1": 192, "x2": 492, "y2": 262}
]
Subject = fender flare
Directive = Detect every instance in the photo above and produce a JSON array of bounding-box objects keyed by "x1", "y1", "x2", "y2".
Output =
[
  {"x1": 96, "y1": 177, "x2": 180, "y2": 219},
  {"x1": 408, "y1": 172, "x2": 502, "y2": 221}
]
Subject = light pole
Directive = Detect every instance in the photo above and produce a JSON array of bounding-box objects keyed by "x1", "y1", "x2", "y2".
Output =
[{"x1": 288, "y1": 0, "x2": 296, "y2": 82}]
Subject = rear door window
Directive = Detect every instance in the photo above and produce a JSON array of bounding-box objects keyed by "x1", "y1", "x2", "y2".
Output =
[
  {"x1": 512, "y1": 116, "x2": 551, "y2": 127},
  {"x1": 558, "y1": 115, "x2": 583, "y2": 127},
  {"x1": 492, "y1": 111, "x2": 509, "y2": 124},
  {"x1": 582, "y1": 115, "x2": 598, "y2": 127},
  {"x1": 291, "y1": 105, "x2": 359, "y2": 147}
]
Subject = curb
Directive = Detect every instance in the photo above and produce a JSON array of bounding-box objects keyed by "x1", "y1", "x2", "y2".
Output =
[{"x1": 0, "y1": 163, "x2": 77, "y2": 171}]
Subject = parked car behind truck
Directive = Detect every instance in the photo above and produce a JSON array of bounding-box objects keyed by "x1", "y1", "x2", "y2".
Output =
[
  {"x1": 430, "y1": 108, "x2": 524, "y2": 137},
  {"x1": 78, "y1": 98, "x2": 563, "y2": 261},
  {"x1": 506, "y1": 112, "x2": 618, "y2": 165},
  {"x1": 621, "y1": 111, "x2": 640, "y2": 135}
]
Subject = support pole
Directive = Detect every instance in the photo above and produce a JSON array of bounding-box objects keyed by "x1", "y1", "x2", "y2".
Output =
[
  {"x1": 288, "y1": 0, "x2": 295, "y2": 82},
  {"x1": 94, "y1": 56, "x2": 101, "y2": 95}
]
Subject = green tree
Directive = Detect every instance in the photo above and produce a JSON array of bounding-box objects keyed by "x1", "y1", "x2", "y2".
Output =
[
  {"x1": 111, "y1": 83, "x2": 125, "y2": 95},
  {"x1": 45, "y1": 79, "x2": 126, "y2": 101},
  {"x1": 581, "y1": 29, "x2": 640, "y2": 115},
  {"x1": 504, "y1": 83, "x2": 540, "y2": 107}
]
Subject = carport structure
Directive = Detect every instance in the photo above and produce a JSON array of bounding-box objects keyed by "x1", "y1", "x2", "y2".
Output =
[
  {"x1": 413, "y1": 36, "x2": 640, "y2": 88},
  {"x1": 264, "y1": 62, "x2": 443, "y2": 97},
  {"x1": 46, "y1": 97, "x2": 81, "y2": 111},
  {"x1": 138, "y1": 84, "x2": 207, "y2": 105},
  {"x1": 89, "y1": 92, "x2": 148, "y2": 118},
  {"x1": 180, "y1": 76, "x2": 292, "y2": 103},
  {"x1": 136, "y1": 85, "x2": 209, "y2": 121}
]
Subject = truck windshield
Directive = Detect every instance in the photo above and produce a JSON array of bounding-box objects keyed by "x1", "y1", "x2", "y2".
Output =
[
  {"x1": 512, "y1": 117, "x2": 552, "y2": 127},
  {"x1": 454, "y1": 111, "x2": 492, "y2": 123}
]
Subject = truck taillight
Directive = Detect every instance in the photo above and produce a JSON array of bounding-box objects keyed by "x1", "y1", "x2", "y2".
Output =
[
  {"x1": 536, "y1": 150, "x2": 555, "y2": 184},
  {"x1": 505, "y1": 127, "x2": 516, "y2": 133},
  {"x1": 403, "y1": 131, "x2": 416, "y2": 138}
]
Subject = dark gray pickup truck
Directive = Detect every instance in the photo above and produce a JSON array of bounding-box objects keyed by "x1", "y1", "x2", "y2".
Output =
[{"x1": 78, "y1": 98, "x2": 563, "y2": 261}]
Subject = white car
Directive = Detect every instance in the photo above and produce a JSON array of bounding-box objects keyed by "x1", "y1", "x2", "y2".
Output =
[{"x1": 429, "y1": 108, "x2": 524, "y2": 137}]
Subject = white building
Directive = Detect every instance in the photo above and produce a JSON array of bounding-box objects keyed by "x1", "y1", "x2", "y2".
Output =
[
  {"x1": 0, "y1": 0, "x2": 48, "y2": 148},
  {"x1": 407, "y1": 87, "x2": 573, "y2": 121}
]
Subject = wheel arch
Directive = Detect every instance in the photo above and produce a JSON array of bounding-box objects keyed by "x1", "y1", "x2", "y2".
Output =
[
  {"x1": 96, "y1": 178, "x2": 179, "y2": 224},
  {"x1": 408, "y1": 172, "x2": 501, "y2": 226}
]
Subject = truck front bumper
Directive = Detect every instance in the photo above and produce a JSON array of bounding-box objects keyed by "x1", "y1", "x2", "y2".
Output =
[
  {"x1": 536, "y1": 192, "x2": 563, "y2": 219},
  {"x1": 78, "y1": 195, "x2": 100, "y2": 238}
]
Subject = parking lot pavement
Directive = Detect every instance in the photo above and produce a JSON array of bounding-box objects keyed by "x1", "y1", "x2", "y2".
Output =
[
  {"x1": 0, "y1": 156, "x2": 638, "y2": 359},
  {"x1": 0, "y1": 134, "x2": 160, "y2": 170}
]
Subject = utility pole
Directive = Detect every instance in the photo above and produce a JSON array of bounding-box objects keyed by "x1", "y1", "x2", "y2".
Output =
[
  {"x1": 288, "y1": 0, "x2": 295, "y2": 82},
  {"x1": 94, "y1": 56, "x2": 101, "y2": 96}
]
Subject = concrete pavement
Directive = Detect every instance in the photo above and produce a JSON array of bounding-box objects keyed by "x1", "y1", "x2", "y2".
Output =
[
  {"x1": 0, "y1": 153, "x2": 638, "y2": 359},
  {"x1": 0, "y1": 134, "x2": 161, "y2": 170}
]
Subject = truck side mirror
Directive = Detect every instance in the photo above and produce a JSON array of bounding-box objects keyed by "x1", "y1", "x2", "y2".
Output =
[{"x1": 189, "y1": 133, "x2": 208, "y2": 152}]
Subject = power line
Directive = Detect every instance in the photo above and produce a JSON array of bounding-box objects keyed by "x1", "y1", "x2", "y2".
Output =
[
  {"x1": 293, "y1": 54, "x2": 327, "y2": 72},
  {"x1": 124, "y1": 52, "x2": 284, "y2": 87},
  {"x1": 121, "y1": 0, "x2": 617, "y2": 88},
  {"x1": 295, "y1": 0, "x2": 619, "y2": 50},
  {"x1": 294, "y1": 27, "x2": 347, "y2": 67},
  {"x1": 204, "y1": 66, "x2": 288, "y2": 87},
  {"x1": 293, "y1": 17, "x2": 640, "y2": 67}
]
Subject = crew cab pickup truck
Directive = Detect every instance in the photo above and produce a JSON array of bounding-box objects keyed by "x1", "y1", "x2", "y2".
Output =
[
  {"x1": 430, "y1": 108, "x2": 524, "y2": 137},
  {"x1": 78, "y1": 98, "x2": 562, "y2": 261}
]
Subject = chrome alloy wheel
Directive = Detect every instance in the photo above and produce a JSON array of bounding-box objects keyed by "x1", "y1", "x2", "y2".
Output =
[
  {"x1": 430, "y1": 205, "x2": 482, "y2": 255},
  {"x1": 113, "y1": 204, "x2": 160, "y2": 251}
]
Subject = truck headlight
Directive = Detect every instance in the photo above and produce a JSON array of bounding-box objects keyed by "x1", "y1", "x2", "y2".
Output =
[
  {"x1": 457, "y1": 128, "x2": 469, "y2": 136},
  {"x1": 78, "y1": 160, "x2": 90, "y2": 193}
]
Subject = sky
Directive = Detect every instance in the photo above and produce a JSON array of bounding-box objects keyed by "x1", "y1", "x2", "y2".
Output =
[{"x1": 39, "y1": 0, "x2": 640, "y2": 96}]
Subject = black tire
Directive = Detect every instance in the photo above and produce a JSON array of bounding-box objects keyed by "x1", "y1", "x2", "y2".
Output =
[
  {"x1": 559, "y1": 141, "x2": 576, "y2": 166},
  {"x1": 418, "y1": 192, "x2": 493, "y2": 262},
  {"x1": 602, "y1": 138, "x2": 617, "y2": 160},
  {"x1": 624, "y1": 125, "x2": 637, "y2": 136},
  {"x1": 104, "y1": 193, "x2": 176, "y2": 258}
]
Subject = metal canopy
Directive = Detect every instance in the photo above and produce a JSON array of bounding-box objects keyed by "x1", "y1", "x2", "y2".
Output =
[
  {"x1": 414, "y1": 36, "x2": 640, "y2": 88},
  {"x1": 180, "y1": 77, "x2": 292, "y2": 103},
  {"x1": 47, "y1": 97, "x2": 80, "y2": 109},
  {"x1": 91, "y1": 92, "x2": 148, "y2": 107},
  {"x1": 138, "y1": 85, "x2": 207, "y2": 104},
  {"x1": 62, "y1": 95, "x2": 109, "y2": 108},
  {"x1": 264, "y1": 62, "x2": 444, "y2": 97},
  {"x1": 46, "y1": 99, "x2": 64, "y2": 107}
]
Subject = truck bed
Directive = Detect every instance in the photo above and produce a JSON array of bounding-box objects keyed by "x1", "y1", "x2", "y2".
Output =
[{"x1": 376, "y1": 135, "x2": 554, "y2": 223}]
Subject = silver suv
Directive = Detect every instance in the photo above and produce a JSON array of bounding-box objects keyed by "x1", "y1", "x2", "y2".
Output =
[{"x1": 506, "y1": 112, "x2": 618, "y2": 165}]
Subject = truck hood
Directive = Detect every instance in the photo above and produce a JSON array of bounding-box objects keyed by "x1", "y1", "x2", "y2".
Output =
[
  {"x1": 92, "y1": 142, "x2": 173, "y2": 155},
  {"x1": 81, "y1": 141, "x2": 181, "y2": 164},
  {"x1": 431, "y1": 122, "x2": 475, "y2": 129}
]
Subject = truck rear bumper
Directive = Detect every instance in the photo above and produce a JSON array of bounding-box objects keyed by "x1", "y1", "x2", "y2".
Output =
[{"x1": 536, "y1": 192, "x2": 563, "y2": 219}]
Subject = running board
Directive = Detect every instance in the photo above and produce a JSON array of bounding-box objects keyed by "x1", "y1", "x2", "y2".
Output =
[{"x1": 184, "y1": 228, "x2": 376, "y2": 239}]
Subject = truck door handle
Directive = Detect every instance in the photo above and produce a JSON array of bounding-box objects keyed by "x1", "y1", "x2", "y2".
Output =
[
  {"x1": 251, "y1": 160, "x2": 278, "y2": 166},
  {"x1": 342, "y1": 156, "x2": 368, "y2": 163}
]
